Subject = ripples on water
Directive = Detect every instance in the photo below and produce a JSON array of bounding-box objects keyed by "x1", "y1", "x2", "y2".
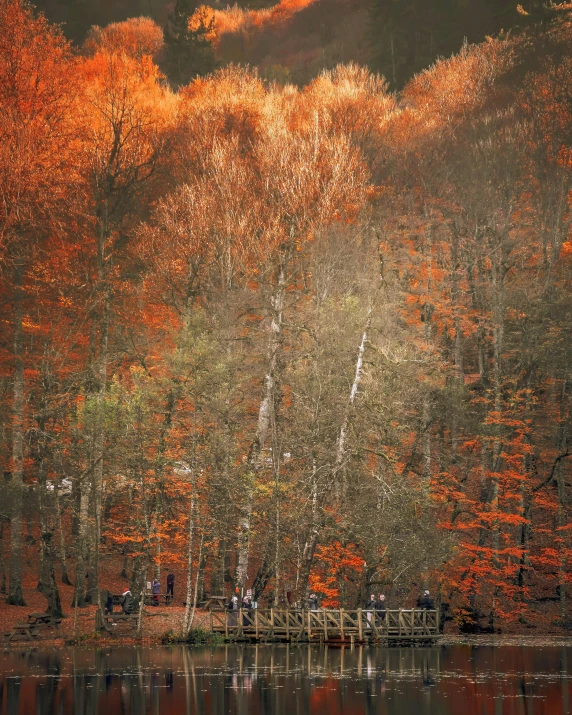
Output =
[{"x1": 0, "y1": 644, "x2": 570, "y2": 714}]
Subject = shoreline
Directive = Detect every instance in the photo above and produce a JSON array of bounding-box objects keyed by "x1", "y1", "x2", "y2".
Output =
[{"x1": 4, "y1": 633, "x2": 572, "y2": 651}]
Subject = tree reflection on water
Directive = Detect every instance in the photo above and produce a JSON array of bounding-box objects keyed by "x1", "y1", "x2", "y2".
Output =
[{"x1": 0, "y1": 644, "x2": 570, "y2": 715}]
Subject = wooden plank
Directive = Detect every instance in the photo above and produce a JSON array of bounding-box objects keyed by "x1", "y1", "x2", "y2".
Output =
[{"x1": 358, "y1": 608, "x2": 363, "y2": 641}]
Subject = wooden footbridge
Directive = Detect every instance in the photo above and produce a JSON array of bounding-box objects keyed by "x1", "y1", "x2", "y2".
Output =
[{"x1": 209, "y1": 608, "x2": 440, "y2": 645}]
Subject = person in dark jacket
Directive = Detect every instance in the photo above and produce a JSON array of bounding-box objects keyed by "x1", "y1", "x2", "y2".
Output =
[
  {"x1": 166, "y1": 572, "x2": 175, "y2": 602},
  {"x1": 242, "y1": 596, "x2": 252, "y2": 626},
  {"x1": 103, "y1": 590, "x2": 113, "y2": 615},
  {"x1": 122, "y1": 588, "x2": 134, "y2": 614},
  {"x1": 307, "y1": 593, "x2": 319, "y2": 611},
  {"x1": 375, "y1": 594, "x2": 387, "y2": 614},
  {"x1": 365, "y1": 594, "x2": 376, "y2": 628},
  {"x1": 417, "y1": 590, "x2": 435, "y2": 609}
]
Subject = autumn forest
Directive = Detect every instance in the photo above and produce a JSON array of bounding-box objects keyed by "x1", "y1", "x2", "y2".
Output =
[{"x1": 1, "y1": 0, "x2": 572, "y2": 637}]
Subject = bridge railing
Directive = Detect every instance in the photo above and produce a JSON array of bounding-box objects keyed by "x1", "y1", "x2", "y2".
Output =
[{"x1": 210, "y1": 608, "x2": 439, "y2": 639}]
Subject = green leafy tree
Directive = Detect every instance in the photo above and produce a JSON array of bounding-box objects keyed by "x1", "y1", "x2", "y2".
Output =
[{"x1": 164, "y1": 0, "x2": 217, "y2": 87}]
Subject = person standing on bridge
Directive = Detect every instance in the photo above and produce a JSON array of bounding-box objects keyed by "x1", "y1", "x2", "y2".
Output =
[
  {"x1": 376, "y1": 594, "x2": 386, "y2": 613},
  {"x1": 228, "y1": 595, "x2": 239, "y2": 626},
  {"x1": 375, "y1": 593, "x2": 386, "y2": 629},
  {"x1": 417, "y1": 590, "x2": 435, "y2": 609},
  {"x1": 242, "y1": 595, "x2": 252, "y2": 626},
  {"x1": 365, "y1": 594, "x2": 376, "y2": 628},
  {"x1": 308, "y1": 593, "x2": 319, "y2": 611}
]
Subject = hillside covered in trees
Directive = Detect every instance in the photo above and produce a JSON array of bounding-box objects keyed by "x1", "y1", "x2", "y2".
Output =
[
  {"x1": 1, "y1": 0, "x2": 571, "y2": 635},
  {"x1": 32, "y1": 0, "x2": 563, "y2": 86}
]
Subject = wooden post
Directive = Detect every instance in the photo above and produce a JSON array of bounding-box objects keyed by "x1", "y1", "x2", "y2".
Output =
[
  {"x1": 323, "y1": 611, "x2": 328, "y2": 641},
  {"x1": 358, "y1": 608, "x2": 363, "y2": 641},
  {"x1": 255, "y1": 609, "x2": 259, "y2": 640},
  {"x1": 339, "y1": 609, "x2": 344, "y2": 641},
  {"x1": 225, "y1": 610, "x2": 228, "y2": 639},
  {"x1": 307, "y1": 610, "x2": 311, "y2": 640},
  {"x1": 286, "y1": 611, "x2": 290, "y2": 641},
  {"x1": 210, "y1": 609, "x2": 213, "y2": 633}
]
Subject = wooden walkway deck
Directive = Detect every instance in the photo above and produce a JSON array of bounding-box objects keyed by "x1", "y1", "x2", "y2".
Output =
[{"x1": 209, "y1": 608, "x2": 439, "y2": 644}]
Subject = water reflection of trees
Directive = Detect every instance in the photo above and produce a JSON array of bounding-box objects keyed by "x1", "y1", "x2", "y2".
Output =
[{"x1": 0, "y1": 645, "x2": 570, "y2": 714}]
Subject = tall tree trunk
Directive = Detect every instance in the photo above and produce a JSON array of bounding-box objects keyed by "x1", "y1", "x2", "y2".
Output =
[
  {"x1": 8, "y1": 260, "x2": 25, "y2": 606},
  {"x1": 557, "y1": 380, "x2": 569, "y2": 621},
  {"x1": 297, "y1": 296, "x2": 378, "y2": 602},
  {"x1": 86, "y1": 199, "x2": 111, "y2": 605},
  {"x1": 72, "y1": 472, "x2": 90, "y2": 607},
  {"x1": 86, "y1": 291, "x2": 109, "y2": 605},
  {"x1": 336, "y1": 307, "x2": 372, "y2": 471},
  {"x1": 235, "y1": 257, "x2": 287, "y2": 590},
  {"x1": 55, "y1": 489, "x2": 72, "y2": 585},
  {"x1": 0, "y1": 519, "x2": 7, "y2": 594},
  {"x1": 38, "y1": 527, "x2": 63, "y2": 617},
  {"x1": 183, "y1": 479, "x2": 197, "y2": 634},
  {"x1": 36, "y1": 403, "x2": 63, "y2": 616},
  {"x1": 297, "y1": 460, "x2": 319, "y2": 602}
]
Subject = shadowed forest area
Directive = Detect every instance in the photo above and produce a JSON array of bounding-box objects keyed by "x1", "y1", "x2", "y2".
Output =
[
  {"x1": 0, "y1": 0, "x2": 572, "y2": 638},
  {"x1": 32, "y1": 0, "x2": 566, "y2": 86}
]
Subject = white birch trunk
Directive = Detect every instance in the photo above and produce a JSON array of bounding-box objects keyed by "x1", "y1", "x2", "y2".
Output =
[
  {"x1": 235, "y1": 260, "x2": 286, "y2": 590},
  {"x1": 183, "y1": 482, "x2": 197, "y2": 634},
  {"x1": 336, "y1": 307, "x2": 372, "y2": 471}
]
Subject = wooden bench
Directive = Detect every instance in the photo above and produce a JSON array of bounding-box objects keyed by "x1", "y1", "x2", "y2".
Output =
[
  {"x1": 144, "y1": 593, "x2": 172, "y2": 606},
  {"x1": 97, "y1": 610, "x2": 139, "y2": 635},
  {"x1": 7, "y1": 623, "x2": 36, "y2": 641},
  {"x1": 27, "y1": 613, "x2": 62, "y2": 631}
]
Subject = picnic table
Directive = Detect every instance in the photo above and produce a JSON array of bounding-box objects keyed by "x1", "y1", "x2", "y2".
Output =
[
  {"x1": 28, "y1": 612, "x2": 62, "y2": 629},
  {"x1": 104, "y1": 594, "x2": 125, "y2": 613},
  {"x1": 144, "y1": 592, "x2": 172, "y2": 606},
  {"x1": 6, "y1": 612, "x2": 61, "y2": 641},
  {"x1": 96, "y1": 610, "x2": 139, "y2": 635}
]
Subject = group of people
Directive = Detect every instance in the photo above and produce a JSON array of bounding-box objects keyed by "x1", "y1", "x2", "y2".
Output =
[
  {"x1": 104, "y1": 571, "x2": 176, "y2": 616},
  {"x1": 150, "y1": 572, "x2": 175, "y2": 605},
  {"x1": 227, "y1": 594, "x2": 254, "y2": 625},
  {"x1": 306, "y1": 590, "x2": 435, "y2": 614}
]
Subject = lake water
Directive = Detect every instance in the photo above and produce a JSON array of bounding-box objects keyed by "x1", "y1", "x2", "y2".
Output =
[{"x1": 0, "y1": 644, "x2": 570, "y2": 714}]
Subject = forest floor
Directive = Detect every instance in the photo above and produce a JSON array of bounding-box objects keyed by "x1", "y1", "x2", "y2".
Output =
[{"x1": 0, "y1": 552, "x2": 209, "y2": 648}]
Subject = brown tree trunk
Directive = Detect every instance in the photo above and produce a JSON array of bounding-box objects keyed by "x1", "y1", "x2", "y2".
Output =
[
  {"x1": 36, "y1": 400, "x2": 63, "y2": 616},
  {"x1": 0, "y1": 519, "x2": 7, "y2": 594},
  {"x1": 55, "y1": 489, "x2": 72, "y2": 585},
  {"x1": 8, "y1": 260, "x2": 26, "y2": 606},
  {"x1": 72, "y1": 472, "x2": 90, "y2": 607},
  {"x1": 38, "y1": 528, "x2": 63, "y2": 617}
]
